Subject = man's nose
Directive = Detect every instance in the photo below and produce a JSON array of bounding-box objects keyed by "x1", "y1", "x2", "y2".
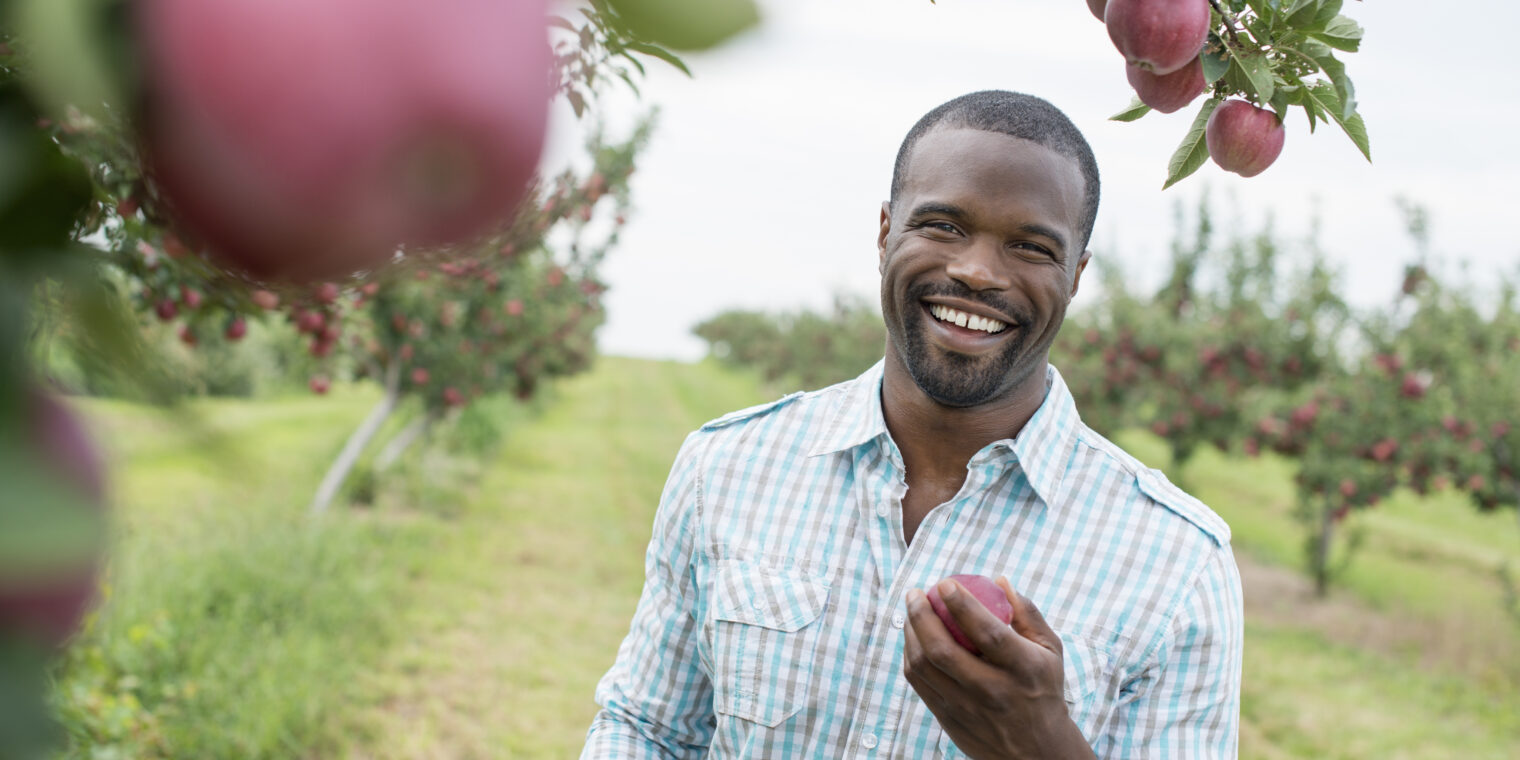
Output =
[{"x1": 945, "y1": 236, "x2": 1011, "y2": 292}]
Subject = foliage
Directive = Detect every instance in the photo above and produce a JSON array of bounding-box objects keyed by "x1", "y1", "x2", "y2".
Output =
[
  {"x1": 1106, "y1": 0, "x2": 1372, "y2": 186},
  {"x1": 692, "y1": 294, "x2": 886, "y2": 391},
  {"x1": 1058, "y1": 198, "x2": 1518, "y2": 594}
]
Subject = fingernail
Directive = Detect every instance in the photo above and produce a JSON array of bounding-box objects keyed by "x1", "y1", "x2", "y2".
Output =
[{"x1": 938, "y1": 579, "x2": 958, "y2": 599}]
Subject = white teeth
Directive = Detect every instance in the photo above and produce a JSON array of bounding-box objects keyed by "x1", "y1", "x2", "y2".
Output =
[{"x1": 929, "y1": 304, "x2": 1007, "y2": 334}]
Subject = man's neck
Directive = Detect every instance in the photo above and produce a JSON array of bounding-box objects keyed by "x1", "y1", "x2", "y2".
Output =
[{"x1": 879, "y1": 353, "x2": 1048, "y2": 484}]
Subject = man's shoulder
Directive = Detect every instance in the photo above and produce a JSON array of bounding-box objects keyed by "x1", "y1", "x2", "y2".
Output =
[
  {"x1": 697, "y1": 390, "x2": 810, "y2": 433},
  {"x1": 696, "y1": 372, "x2": 861, "y2": 436},
  {"x1": 1071, "y1": 427, "x2": 1233, "y2": 549}
]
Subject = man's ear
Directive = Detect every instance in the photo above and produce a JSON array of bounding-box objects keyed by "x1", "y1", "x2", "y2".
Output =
[
  {"x1": 1070, "y1": 249, "x2": 1092, "y2": 301},
  {"x1": 878, "y1": 201, "x2": 892, "y2": 274}
]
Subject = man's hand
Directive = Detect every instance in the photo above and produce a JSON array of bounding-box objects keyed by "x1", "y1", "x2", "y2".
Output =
[{"x1": 902, "y1": 577, "x2": 1096, "y2": 760}]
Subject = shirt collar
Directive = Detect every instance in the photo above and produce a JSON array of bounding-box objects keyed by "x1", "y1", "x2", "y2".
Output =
[{"x1": 808, "y1": 360, "x2": 1082, "y2": 509}]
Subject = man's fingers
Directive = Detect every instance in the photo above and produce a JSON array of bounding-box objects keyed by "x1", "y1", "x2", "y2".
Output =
[
  {"x1": 995, "y1": 576, "x2": 1062, "y2": 657},
  {"x1": 906, "y1": 586, "x2": 1003, "y2": 686},
  {"x1": 938, "y1": 578, "x2": 1023, "y2": 661},
  {"x1": 902, "y1": 607, "x2": 955, "y2": 702}
]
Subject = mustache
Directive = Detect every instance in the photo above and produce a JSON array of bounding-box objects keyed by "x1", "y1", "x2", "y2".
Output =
[{"x1": 908, "y1": 281, "x2": 1028, "y2": 325}]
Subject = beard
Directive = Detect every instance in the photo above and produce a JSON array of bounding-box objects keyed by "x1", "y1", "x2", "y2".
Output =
[{"x1": 895, "y1": 280, "x2": 1034, "y2": 408}]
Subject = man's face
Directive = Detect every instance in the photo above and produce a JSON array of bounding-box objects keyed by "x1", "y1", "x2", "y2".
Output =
[{"x1": 878, "y1": 128, "x2": 1089, "y2": 408}]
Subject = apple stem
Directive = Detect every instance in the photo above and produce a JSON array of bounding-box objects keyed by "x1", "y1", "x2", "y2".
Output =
[{"x1": 1208, "y1": 0, "x2": 1248, "y2": 45}]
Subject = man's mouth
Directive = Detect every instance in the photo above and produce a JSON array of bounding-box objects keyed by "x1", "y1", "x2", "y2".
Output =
[{"x1": 927, "y1": 303, "x2": 1009, "y2": 334}]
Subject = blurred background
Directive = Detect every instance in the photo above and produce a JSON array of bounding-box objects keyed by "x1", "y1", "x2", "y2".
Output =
[{"x1": 1, "y1": 0, "x2": 1516, "y2": 758}]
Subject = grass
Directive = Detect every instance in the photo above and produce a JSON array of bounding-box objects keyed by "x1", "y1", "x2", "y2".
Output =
[{"x1": 53, "y1": 358, "x2": 1520, "y2": 758}]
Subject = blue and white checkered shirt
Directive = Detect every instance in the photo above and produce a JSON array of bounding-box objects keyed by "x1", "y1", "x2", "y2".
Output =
[{"x1": 582, "y1": 361, "x2": 1242, "y2": 758}]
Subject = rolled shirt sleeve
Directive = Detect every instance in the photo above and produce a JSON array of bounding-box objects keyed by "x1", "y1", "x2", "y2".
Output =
[
  {"x1": 581, "y1": 434, "x2": 715, "y2": 759},
  {"x1": 1098, "y1": 544, "x2": 1244, "y2": 759}
]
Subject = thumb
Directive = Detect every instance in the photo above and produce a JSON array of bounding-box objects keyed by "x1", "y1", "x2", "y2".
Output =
[{"x1": 996, "y1": 576, "x2": 1061, "y2": 656}]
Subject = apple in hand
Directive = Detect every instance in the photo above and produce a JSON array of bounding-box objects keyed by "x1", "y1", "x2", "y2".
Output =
[
  {"x1": 925, "y1": 574, "x2": 1015, "y2": 656},
  {"x1": 1105, "y1": 0, "x2": 1210, "y2": 75},
  {"x1": 1205, "y1": 99, "x2": 1286, "y2": 177}
]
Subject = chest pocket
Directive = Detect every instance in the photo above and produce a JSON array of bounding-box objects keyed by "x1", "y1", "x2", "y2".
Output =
[
  {"x1": 936, "y1": 633, "x2": 1112, "y2": 758},
  {"x1": 709, "y1": 559, "x2": 830, "y2": 727},
  {"x1": 1059, "y1": 633, "x2": 1113, "y2": 742}
]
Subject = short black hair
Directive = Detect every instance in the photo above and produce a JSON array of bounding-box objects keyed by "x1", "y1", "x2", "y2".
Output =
[{"x1": 890, "y1": 90, "x2": 1100, "y2": 252}]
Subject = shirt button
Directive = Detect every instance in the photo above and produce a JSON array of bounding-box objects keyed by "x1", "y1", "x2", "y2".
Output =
[
  {"x1": 891, "y1": 611, "x2": 906, "y2": 629},
  {"x1": 876, "y1": 502, "x2": 889, "y2": 517},
  {"x1": 862, "y1": 733, "x2": 878, "y2": 749}
]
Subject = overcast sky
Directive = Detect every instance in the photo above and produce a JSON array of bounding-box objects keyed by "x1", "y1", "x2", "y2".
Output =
[{"x1": 545, "y1": 0, "x2": 1519, "y2": 361}]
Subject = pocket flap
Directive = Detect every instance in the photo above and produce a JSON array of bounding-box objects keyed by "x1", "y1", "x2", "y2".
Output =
[
  {"x1": 1059, "y1": 635, "x2": 1109, "y2": 705},
  {"x1": 713, "y1": 560, "x2": 829, "y2": 632}
]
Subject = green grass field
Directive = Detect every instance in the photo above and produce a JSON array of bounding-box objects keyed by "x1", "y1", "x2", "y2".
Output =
[{"x1": 54, "y1": 357, "x2": 1520, "y2": 758}]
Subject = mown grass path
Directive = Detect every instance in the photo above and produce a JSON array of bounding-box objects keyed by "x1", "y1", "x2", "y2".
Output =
[
  {"x1": 337, "y1": 358, "x2": 1519, "y2": 759},
  {"x1": 343, "y1": 357, "x2": 764, "y2": 759}
]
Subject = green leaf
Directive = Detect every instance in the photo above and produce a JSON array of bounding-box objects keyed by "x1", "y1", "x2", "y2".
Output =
[
  {"x1": 1310, "y1": 0, "x2": 1345, "y2": 29},
  {"x1": 1308, "y1": 15, "x2": 1363, "y2": 52},
  {"x1": 1284, "y1": 0, "x2": 1325, "y2": 27},
  {"x1": 1163, "y1": 98, "x2": 1221, "y2": 190},
  {"x1": 1110, "y1": 96, "x2": 1152, "y2": 122},
  {"x1": 606, "y1": 0, "x2": 760, "y2": 52},
  {"x1": 1301, "y1": 46, "x2": 1356, "y2": 119},
  {"x1": 1225, "y1": 48, "x2": 1275, "y2": 101},
  {"x1": 1269, "y1": 89, "x2": 1291, "y2": 119},
  {"x1": 623, "y1": 41, "x2": 693, "y2": 77},
  {"x1": 1201, "y1": 36, "x2": 1231, "y2": 84},
  {"x1": 1300, "y1": 94, "x2": 1322, "y2": 132},
  {"x1": 1303, "y1": 81, "x2": 1370, "y2": 160}
]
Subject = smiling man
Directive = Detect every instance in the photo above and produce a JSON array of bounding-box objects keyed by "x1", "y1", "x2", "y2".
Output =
[{"x1": 581, "y1": 91, "x2": 1243, "y2": 759}]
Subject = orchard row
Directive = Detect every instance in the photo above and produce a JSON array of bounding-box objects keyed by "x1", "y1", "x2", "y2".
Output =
[{"x1": 1054, "y1": 205, "x2": 1518, "y2": 593}]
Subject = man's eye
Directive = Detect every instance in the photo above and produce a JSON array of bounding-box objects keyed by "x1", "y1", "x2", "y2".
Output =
[
  {"x1": 923, "y1": 222, "x2": 958, "y2": 234},
  {"x1": 1014, "y1": 242, "x2": 1053, "y2": 257}
]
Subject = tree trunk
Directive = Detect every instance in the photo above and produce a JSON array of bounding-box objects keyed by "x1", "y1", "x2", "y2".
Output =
[
  {"x1": 1312, "y1": 498, "x2": 1334, "y2": 598},
  {"x1": 310, "y1": 361, "x2": 402, "y2": 517},
  {"x1": 374, "y1": 411, "x2": 437, "y2": 471}
]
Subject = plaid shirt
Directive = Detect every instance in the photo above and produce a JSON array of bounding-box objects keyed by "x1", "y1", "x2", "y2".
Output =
[{"x1": 582, "y1": 361, "x2": 1242, "y2": 759}]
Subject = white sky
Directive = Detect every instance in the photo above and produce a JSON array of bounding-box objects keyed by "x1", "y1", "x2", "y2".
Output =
[{"x1": 545, "y1": 0, "x2": 1520, "y2": 362}]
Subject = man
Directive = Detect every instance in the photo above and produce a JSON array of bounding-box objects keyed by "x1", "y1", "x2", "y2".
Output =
[{"x1": 582, "y1": 90, "x2": 1243, "y2": 759}]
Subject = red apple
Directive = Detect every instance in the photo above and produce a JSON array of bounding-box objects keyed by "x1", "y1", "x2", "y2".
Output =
[
  {"x1": 154, "y1": 299, "x2": 177, "y2": 321},
  {"x1": 442, "y1": 387, "x2": 464, "y2": 407},
  {"x1": 1087, "y1": 0, "x2": 1108, "y2": 21},
  {"x1": 250, "y1": 289, "x2": 280, "y2": 310},
  {"x1": 411, "y1": 367, "x2": 430, "y2": 386},
  {"x1": 1127, "y1": 57, "x2": 1205, "y2": 113},
  {"x1": 1205, "y1": 99, "x2": 1286, "y2": 177},
  {"x1": 925, "y1": 574, "x2": 1015, "y2": 656},
  {"x1": 225, "y1": 317, "x2": 247, "y2": 341},
  {"x1": 1105, "y1": 0, "x2": 1210, "y2": 75},
  {"x1": 315, "y1": 282, "x2": 340, "y2": 305},
  {"x1": 136, "y1": 0, "x2": 553, "y2": 282},
  {"x1": 0, "y1": 391, "x2": 107, "y2": 648},
  {"x1": 309, "y1": 375, "x2": 331, "y2": 394}
]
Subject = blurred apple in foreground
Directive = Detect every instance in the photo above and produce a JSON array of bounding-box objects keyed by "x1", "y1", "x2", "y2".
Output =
[
  {"x1": 0, "y1": 391, "x2": 107, "y2": 649},
  {"x1": 925, "y1": 574, "x2": 1015, "y2": 656},
  {"x1": 136, "y1": 0, "x2": 552, "y2": 282}
]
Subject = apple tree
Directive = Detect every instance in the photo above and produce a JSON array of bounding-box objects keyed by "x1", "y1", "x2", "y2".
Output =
[{"x1": 1094, "y1": 0, "x2": 1372, "y2": 186}]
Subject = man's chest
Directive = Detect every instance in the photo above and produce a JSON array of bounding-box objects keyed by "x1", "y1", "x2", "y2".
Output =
[{"x1": 689, "y1": 454, "x2": 1140, "y2": 757}]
